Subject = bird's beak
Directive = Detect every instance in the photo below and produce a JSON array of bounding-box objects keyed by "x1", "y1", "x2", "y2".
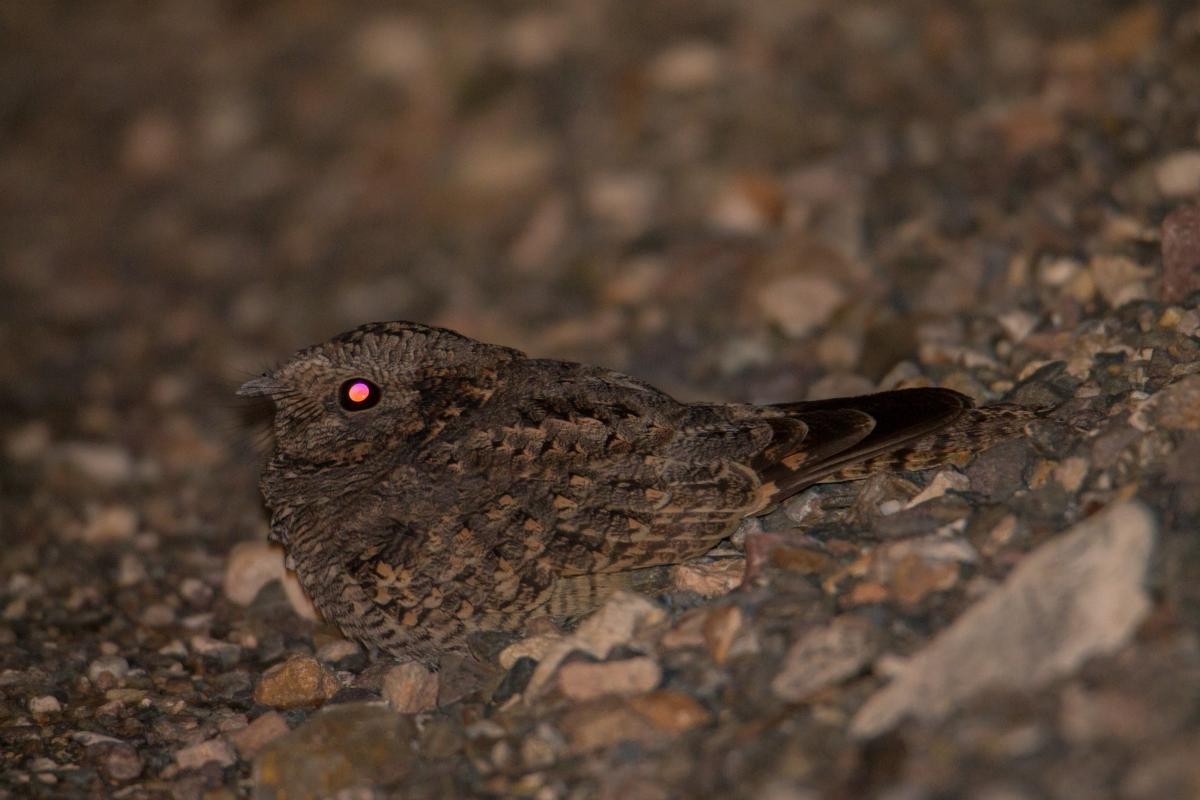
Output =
[{"x1": 237, "y1": 375, "x2": 283, "y2": 399}]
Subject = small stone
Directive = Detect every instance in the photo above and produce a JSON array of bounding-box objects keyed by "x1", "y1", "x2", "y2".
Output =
[
  {"x1": 649, "y1": 41, "x2": 724, "y2": 91},
  {"x1": 352, "y1": 15, "x2": 433, "y2": 84},
  {"x1": 851, "y1": 501, "x2": 1156, "y2": 739},
  {"x1": 559, "y1": 702, "x2": 659, "y2": 754},
  {"x1": 701, "y1": 605, "x2": 743, "y2": 665},
  {"x1": 758, "y1": 274, "x2": 846, "y2": 339},
  {"x1": 81, "y1": 504, "x2": 138, "y2": 542},
  {"x1": 253, "y1": 656, "x2": 340, "y2": 709},
  {"x1": 190, "y1": 635, "x2": 242, "y2": 664},
  {"x1": 1054, "y1": 457, "x2": 1090, "y2": 492},
  {"x1": 772, "y1": 616, "x2": 878, "y2": 701},
  {"x1": 1151, "y1": 375, "x2": 1200, "y2": 431},
  {"x1": 382, "y1": 662, "x2": 440, "y2": 713},
  {"x1": 87, "y1": 740, "x2": 143, "y2": 782},
  {"x1": 709, "y1": 174, "x2": 786, "y2": 234},
  {"x1": 254, "y1": 704, "x2": 416, "y2": 797},
  {"x1": 174, "y1": 737, "x2": 236, "y2": 770},
  {"x1": 281, "y1": 569, "x2": 321, "y2": 621},
  {"x1": 223, "y1": 541, "x2": 284, "y2": 606},
  {"x1": 670, "y1": 559, "x2": 744, "y2": 597},
  {"x1": 889, "y1": 555, "x2": 962, "y2": 607},
  {"x1": 905, "y1": 470, "x2": 970, "y2": 508},
  {"x1": 1161, "y1": 205, "x2": 1200, "y2": 303},
  {"x1": 29, "y1": 695, "x2": 62, "y2": 714},
  {"x1": 140, "y1": 603, "x2": 175, "y2": 627},
  {"x1": 557, "y1": 657, "x2": 662, "y2": 701},
  {"x1": 503, "y1": 592, "x2": 667, "y2": 699},
  {"x1": 585, "y1": 172, "x2": 661, "y2": 238},
  {"x1": 315, "y1": 638, "x2": 362, "y2": 666},
  {"x1": 5, "y1": 421, "x2": 51, "y2": 462},
  {"x1": 1090, "y1": 254, "x2": 1152, "y2": 307},
  {"x1": 227, "y1": 712, "x2": 289, "y2": 759},
  {"x1": 627, "y1": 690, "x2": 711, "y2": 733},
  {"x1": 87, "y1": 655, "x2": 130, "y2": 684},
  {"x1": 179, "y1": 577, "x2": 213, "y2": 607},
  {"x1": 56, "y1": 442, "x2": 135, "y2": 484},
  {"x1": 116, "y1": 553, "x2": 147, "y2": 587},
  {"x1": 1154, "y1": 150, "x2": 1200, "y2": 198}
]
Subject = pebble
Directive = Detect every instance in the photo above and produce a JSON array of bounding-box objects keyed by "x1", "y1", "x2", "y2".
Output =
[
  {"x1": 559, "y1": 702, "x2": 660, "y2": 755},
  {"x1": 1090, "y1": 254, "x2": 1152, "y2": 308},
  {"x1": 701, "y1": 605, "x2": 743, "y2": 665},
  {"x1": 5, "y1": 421, "x2": 51, "y2": 462},
  {"x1": 1161, "y1": 204, "x2": 1200, "y2": 302},
  {"x1": 190, "y1": 634, "x2": 242, "y2": 664},
  {"x1": 87, "y1": 740, "x2": 143, "y2": 782},
  {"x1": 851, "y1": 501, "x2": 1156, "y2": 738},
  {"x1": 253, "y1": 656, "x2": 340, "y2": 709},
  {"x1": 29, "y1": 695, "x2": 62, "y2": 714},
  {"x1": 87, "y1": 655, "x2": 130, "y2": 684},
  {"x1": 253, "y1": 704, "x2": 416, "y2": 797},
  {"x1": 140, "y1": 603, "x2": 176, "y2": 627},
  {"x1": 757, "y1": 274, "x2": 846, "y2": 339},
  {"x1": 174, "y1": 737, "x2": 236, "y2": 770},
  {"x1": 670, "y1": 559, "x2": 744, "y2": 597},
  {"x1": 557, "y1": 657, "x2": 662, "y2": 701},
  {"x1": 1149, "y1": 374, "x2": 1200, "y2": 431},
  {"x1": 502, "y1": 592, "x2": 668, "y2": 699},
  {"x1": 382, "y1": 661, "x2": 440, "y2": 713},
  {"x1": 772, "y1": 616, "x2": 878, "y2": 701},
  {"x1": 1154, "y1": 150, "x2": 1200, "y2": 198},
  {"x1": 627, "y1": 690, "x2": 711, "y2": 734},
  {"x1": 55, "y1": 442, "x2": 135, "y2": 484},
  {"x1": 223, "y1": 541, "x2": 284, "y2": 605},
  {"x1": 81, "y1": 504, "x2": 139, "y2": 543},
  {"x1": 227, "y1": 712, "x2": 290, "y2": 759},
  {"x1": 648, "y1": 41, "x2": 724, "y2": 92}
]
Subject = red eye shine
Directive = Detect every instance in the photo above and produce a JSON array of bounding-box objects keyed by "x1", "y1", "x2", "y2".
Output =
[{"x1": 339, "y1": 378, "x2": 380, "y2": 410}]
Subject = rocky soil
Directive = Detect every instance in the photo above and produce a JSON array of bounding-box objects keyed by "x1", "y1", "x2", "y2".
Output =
[{"x1": 3, "y1": 2, "x2": 1200, "y2": 798}]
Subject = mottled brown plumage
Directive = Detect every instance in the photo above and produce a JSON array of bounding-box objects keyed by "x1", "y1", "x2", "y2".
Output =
[{"x1": 240, "y1": 321, "x2": 1036, "y2": 662}]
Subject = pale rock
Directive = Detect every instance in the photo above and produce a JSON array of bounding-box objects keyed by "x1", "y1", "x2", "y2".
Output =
[
  {"x1": 227, "y1": 712, "x2": 290, "y2": 759},
  {"x1": 628, "y1": 690, "x2": 711, "y2": 733},
  {"x1": 585, "y1": 172, "x2": 661, "y2": 238},
  {"x1": 223, "y1": 541, "x2": 284, "y2": 605},
  {"x1": 5, "y1": 421, "x2": 51, "y2": 462},
  {"x1": 29, "y1": 695, "x2": 62, "y2": 714},
  {"x1": 87, "y1": 655, "x2": 129, "y2": 684},
  {"x1": 850, "y1": 501, "x2": 1156, "y2": 738},
  {"x1": 649, "y1": 41, "x2": 724, "y2": 91},
  {"x1": 174, "y1": 737, "x2": 236, "y2": 770},
  {"x1": 758, "y1": 274, "x2": 846, "y2": 339},
  {"x1": 670, "y1": 558, "x2": 744, "y2": 597},
  {"x1": 1090, "y1": 254, "x2": 1152, "y2": 308},
  {"x1": 382, "y1": 661, "x2": 440, "y2": 713},
  {"x1": 501, "y1": 591, "x2": 667, "y2": 699},
  {"x1": 1154, "y1": 150, "x2": 1200, "y2": 198},
  {"x1": 701, "y1": 605, "x2": 743, "y2": 665},
  {"x1": 56, "y1": 442, "x2": 135, "y2": 484},
  {"x1": 81, "y1": 505, "x2": 138, "y2": 542},
  {"x1": 557, "y1": 657, "x2": 662, "y2": 701},
  {"x1": 905, "y1": 470, "x2": 970, "y2": 509},
  {"x1": 352, "y1": 15, "x2": 433, "y2": 84},
  {"x1": 772, "y1": 616, "x2": 878, "y2": 701}
]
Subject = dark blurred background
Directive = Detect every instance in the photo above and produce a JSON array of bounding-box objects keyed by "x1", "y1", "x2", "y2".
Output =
[{"x1": 5, "y1": 1, "x2": 1194, "y2": 418}]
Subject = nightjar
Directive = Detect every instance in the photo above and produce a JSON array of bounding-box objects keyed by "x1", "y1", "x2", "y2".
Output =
[{"x1": 240, "y1": 321, "x2": 1036, "y2": 663}]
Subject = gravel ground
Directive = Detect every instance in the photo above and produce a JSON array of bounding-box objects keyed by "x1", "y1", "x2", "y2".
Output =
[{"x1": 3, "y1": 2, "x2": 1200, "y2": 798}]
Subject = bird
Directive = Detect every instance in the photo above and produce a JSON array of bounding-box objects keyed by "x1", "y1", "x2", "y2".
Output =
[{"x1": 239, "y1": 320, "x2": 1037, "y2": 663}]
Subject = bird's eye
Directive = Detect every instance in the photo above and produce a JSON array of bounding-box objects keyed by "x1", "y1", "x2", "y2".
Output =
[{"x1": 339, "y1": 378, "x2": 381, "y2": 411}]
